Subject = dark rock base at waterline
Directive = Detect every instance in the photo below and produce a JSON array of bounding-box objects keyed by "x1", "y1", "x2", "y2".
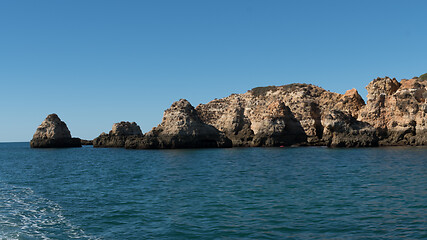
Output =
[
  {"x1": 30, "y1": 138, "x2": 82, "y2": 148},
  {"x1": 124, "y1": 135, "x2": 233, "y2": 149},
  {"x1": 81, "y1": 139, "x2": 93, "y2": 145}
]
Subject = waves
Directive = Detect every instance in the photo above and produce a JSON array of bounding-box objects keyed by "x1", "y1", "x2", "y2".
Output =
[
  {"x1": 0, "y1": 183, "x2": 98, "y2": 240},
  {"x1": 0, "y1": 143, "x2": 426, "y2": 239}
]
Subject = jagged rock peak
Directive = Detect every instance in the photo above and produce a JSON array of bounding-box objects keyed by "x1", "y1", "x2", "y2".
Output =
[
  {"x1": 366, "y1": 77, "x2": 401, "y2": 101},
  {"x1": 131, "y1": 99, "x2": 232, "y2": 149},
  {"x1": 163, "y1": 99, "x2": 198, "y2": 118},
  {"x1": 170, "y1": 98, "x2": 193, "y2": 109},
  {"x1": 344, "y1": 88, "x2": 364, "y2": 101},
  {"x1": 110, "y1": 121, "x2": 143, "y2": 136},
  {"x1": 30, "y1": 114, "x2": 81, "y2": 148},
  {"x1": 159, "y1": 99, "x2": 211, "y2": 133},
  {"x1": 159, "y1": 99, "x2": 202, "y2": 130}
]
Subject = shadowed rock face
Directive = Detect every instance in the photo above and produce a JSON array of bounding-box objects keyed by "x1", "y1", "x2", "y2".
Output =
[
  {"x1": 322, "y1": 110, "x2": 378, "y2": 147},
  {"x1": 93, "y1": 121, "x2": 143, "y2": 148},
  {"x1": 80, "y1": 139, "x2": 93, "y2": 145},
  {"x1": 125, "y1": 99, "x2": 232, "y2": 149},
  {"x1": 248, "y1": 101, "x2": 307, "y2": 147},
  {"x1": 30, "y1": 114, "x2": 81, "y2": 148}
]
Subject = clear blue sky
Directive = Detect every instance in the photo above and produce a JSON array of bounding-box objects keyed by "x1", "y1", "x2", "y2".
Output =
[{"x1": 1, "y1": 0, "x2": 426, "y2": 142}]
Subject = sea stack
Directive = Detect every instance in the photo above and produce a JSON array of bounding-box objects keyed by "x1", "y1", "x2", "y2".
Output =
[
  {"x1": 30, "y1": 114, "x2": 81, "y2": 148},
  {"x1": 93, "y1": 121, "x2": 143, "y2": 148}
]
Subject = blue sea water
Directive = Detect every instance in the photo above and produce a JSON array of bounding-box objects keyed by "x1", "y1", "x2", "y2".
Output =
[{"x1": 0, "y1": 143, "x2": 425, "y2": 239}]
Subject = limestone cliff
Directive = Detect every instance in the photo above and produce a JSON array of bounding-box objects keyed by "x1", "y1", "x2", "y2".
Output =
[
  {"x1": 30, "y1": 114, "x2": 81, "y2": 148},
  {"x1": 321, "y1": 110, "x2": 378, "y2": 147},
  {"x1": 358, "y1": 77, "x2": 426, "y2": 145},
  {"x1": 196, "y1": 83, "x2": 370, "y2": 147},
  {"x1": 90, "y1": 73, "x2": 426, "y2": 149}
]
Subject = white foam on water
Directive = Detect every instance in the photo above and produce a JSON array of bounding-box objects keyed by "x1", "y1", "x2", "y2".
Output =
[{"x1": 0, "y1": 183, "x2": 101, "y2": 240}]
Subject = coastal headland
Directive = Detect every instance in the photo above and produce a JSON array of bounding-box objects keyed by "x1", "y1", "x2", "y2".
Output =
[{"x1": 31, "y1": 75, "x2": 426, "y2": 148}]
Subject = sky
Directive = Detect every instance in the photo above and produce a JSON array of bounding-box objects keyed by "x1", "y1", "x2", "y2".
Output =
[{"x1": 1, "y1": 0, "x2": 426, "y2": 142}]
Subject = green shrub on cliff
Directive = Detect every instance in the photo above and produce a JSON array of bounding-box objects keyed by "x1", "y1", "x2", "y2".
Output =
[
  {"x1": 419, "y1": 73, "x2": 427, "y2": 80},
  {"x1": 250, "y1": 83, "x2": 310, "y2": 97},
  {"x1": 250, "y1": 86, "x2": 277, "y2": 97}
]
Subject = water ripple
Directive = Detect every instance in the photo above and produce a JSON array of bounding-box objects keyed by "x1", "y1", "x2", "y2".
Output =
[{"x1": 0, "y1": 144, "x2": 426, "y2": 239}]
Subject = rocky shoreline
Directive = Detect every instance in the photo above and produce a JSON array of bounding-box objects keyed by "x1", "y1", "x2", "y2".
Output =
[{"x1": 31, "y1": 75, "x2": 426, "y2": 148}]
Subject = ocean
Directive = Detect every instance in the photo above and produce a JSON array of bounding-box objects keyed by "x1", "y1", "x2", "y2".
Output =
[{"x1": 0, "y1": 142, "x2": 425, "y2": 239}]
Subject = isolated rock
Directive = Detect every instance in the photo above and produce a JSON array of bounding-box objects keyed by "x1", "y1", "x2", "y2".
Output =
[
  {"x1": 93, "y1": 121, "x2": 143, "y2": 148},
  {"x1": 126, "y1": 99, "x2": 232, "y2": 149},
  {"x1": 30, "y1": 114, "x2": 81, "y2": 148}
]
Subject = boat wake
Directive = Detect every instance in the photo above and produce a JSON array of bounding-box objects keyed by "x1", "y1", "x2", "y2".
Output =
[{"x1": 0, "y1": 182, "x2": 99, "y2": 240}]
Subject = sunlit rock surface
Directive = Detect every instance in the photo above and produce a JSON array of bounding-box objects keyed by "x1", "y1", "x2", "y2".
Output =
[
  {"x1": 125, "y1": 99, "x2": 232, "y2": 149},
  {"x1": 30, "y1": 114, "x2": 81, "y2": 148}
]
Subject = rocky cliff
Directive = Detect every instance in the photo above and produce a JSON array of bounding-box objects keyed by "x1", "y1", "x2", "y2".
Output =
[
  {"x1": 358, "y1": 77, "x2": 426, "y2": 146},
  {"x1": 91, "y1": 74, "x2": 426, "y2": 149},
  {"x1": 30, "y1": 114, "x2": 81, "y2": 148},
  {"x1": 196, "y1": 83, "x2": 371, "y2": 147}
]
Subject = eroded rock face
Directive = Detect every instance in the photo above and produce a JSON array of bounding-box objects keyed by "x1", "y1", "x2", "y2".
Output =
[
  {"x1": 358, "y1": 77, "x2": 427, "y2": 146},
  {"x1": 111, "y1": 122, "x2": 143, "y2": 136},
  {"x1": 197, "y1": 83, "x2": 367, "y2": 147},
  {"x1": 125, "y1": 99, "x2": 232, "y2": 149},
  {"x1": 334, "y1": 89, "x2": 366, "y2": 118},
  {"x1": 322, "y1": 110, "x2": 378, "y2": 147},
  {"x1": 195, "y1": 96, "x2": 254, "y2": 146},
  {"x1": 91, "y1": 74, "x2": 426, "y2": 149},
  {"x1": 93, "y1": 121, "x2": 143, "y2": 148},
  {"x1": 245, "y1": 100, "x2": 307, "y2": 146},
  {"x1": 30, "y1": 114, "x2": 81, "y2": 148}
]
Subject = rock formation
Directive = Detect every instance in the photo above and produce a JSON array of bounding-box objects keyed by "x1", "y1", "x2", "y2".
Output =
[
  {"x1": 196, "y1": 83, "x2": 370, "y2": 147},
  {"x1": 81, "y1": 139, "x2": 93, "y2": 145},
  {"x1": 321, "y1": 110, "x2": 378, "y2": 147},
  {"x1": 93, "y1": 121, "x2": 143, "y2": 148},
  {"x1": 88, "y1": 73, "x2": 426, "y2": 149},
  {"x1": 125, "y1": 99, "x2": 232, "y2": 149},
  {"x1": 30, "y1": 114, "x2": 81, "y2": 148},
  {"x1": 358, "y1": 77, "x2": 426, "y2": 146}
]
